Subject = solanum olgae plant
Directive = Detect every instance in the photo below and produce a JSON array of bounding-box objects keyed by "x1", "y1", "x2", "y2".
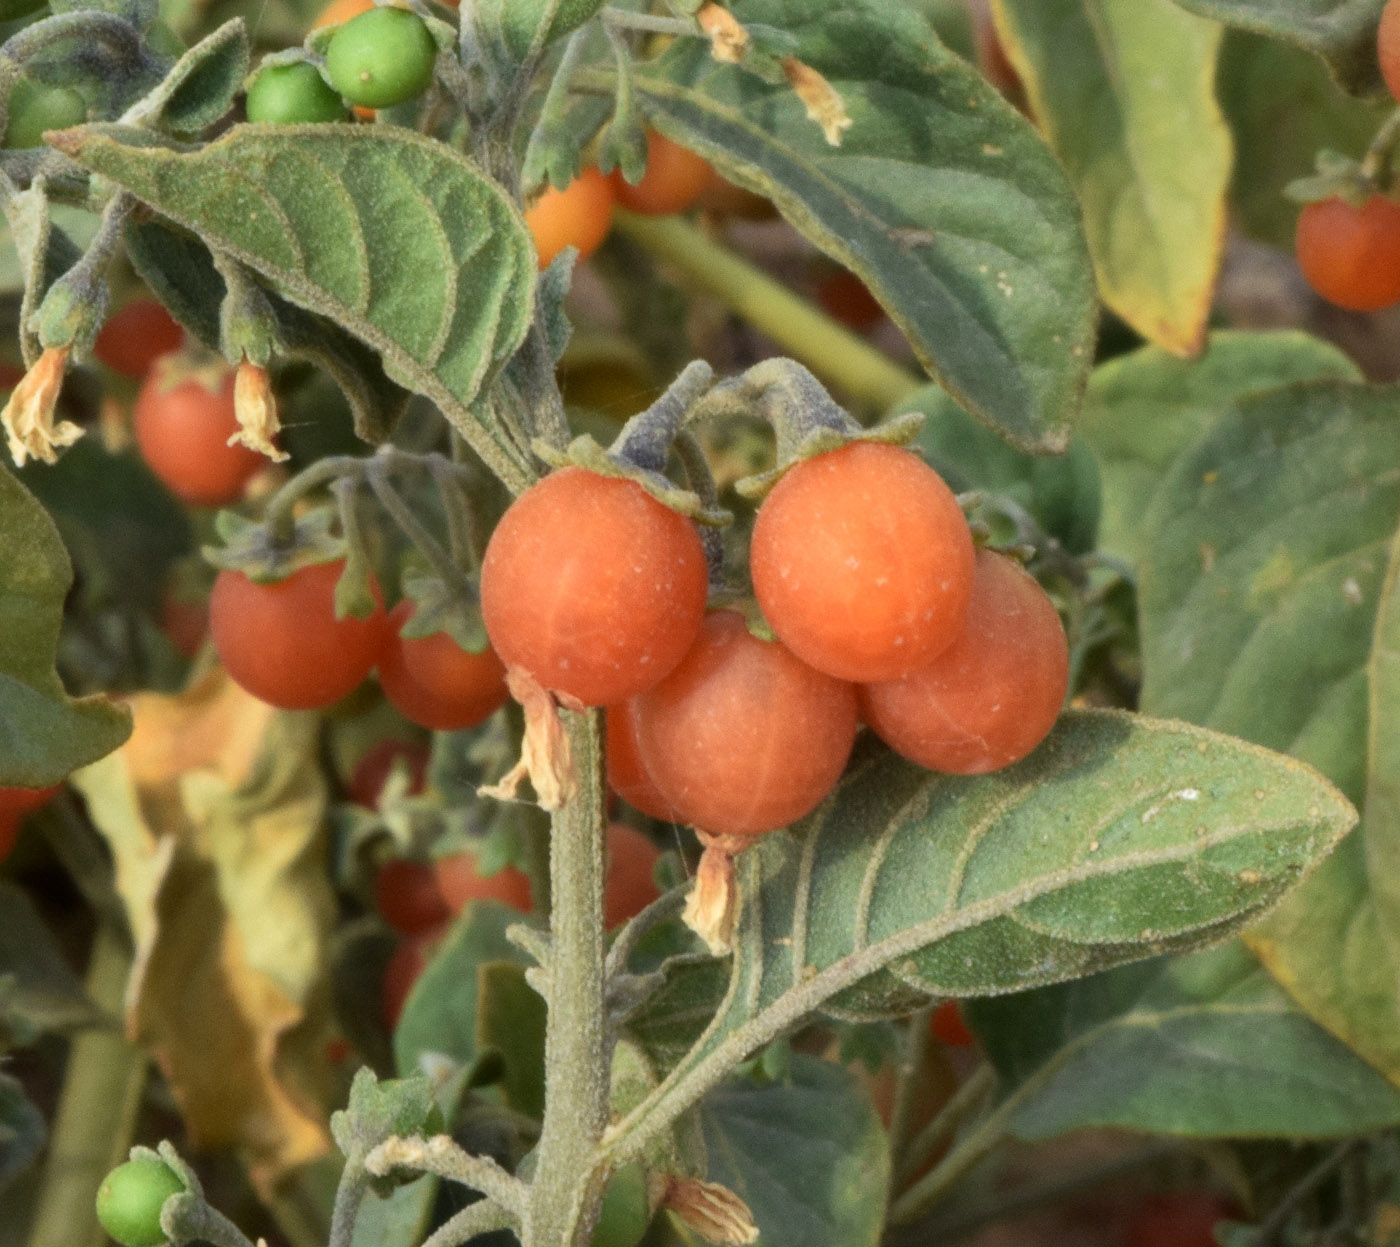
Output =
[{"x1": 10, "y1": 0, "x2": 1400, "y2": 1245}]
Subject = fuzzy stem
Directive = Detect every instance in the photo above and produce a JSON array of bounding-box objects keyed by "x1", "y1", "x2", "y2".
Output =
[
  {"x1": 421, "y1": 1197, "x2": 517, "y2": 1247},
  {"x1": 523, "y1": 710, "x2": 612, "y2": 1247},
  {"x1": 614, "y1": 212, "x2": 922, "y2": 414},
  {"x1": 26, "y1": 925, "x2": 147, "y2": 1247}
]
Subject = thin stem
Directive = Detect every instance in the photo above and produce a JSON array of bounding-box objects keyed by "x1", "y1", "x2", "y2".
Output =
[
  {"x1": 364, "y1": 458, "x2": 475, "y2": 599},
  {"x1": 885, "y1": 1006, "x2": 933, "y2": 1182},
  {"x1": 326, "y1": 1169, "x2": 370, "y2": 1247},
  {"x1": 615, "y1": 212, "x2": 922, "y2": 415},
  {"x1": 421, "y1": 1197, "x2": 517, "y2": 1247},
  {"x1": 523, "y1": 710, "x2": 612, "y2": 1247},
  {"x1": 600, "y1": 8, "x2": 699, "y2": 36},
  {"x1": 363, "y1": 1136, "x2": 525, "y2": 1216},
  {"x1": 428, "y1": 457, "x2": 483, "y2": 572},
  {"x1": 1361, "y1": 108, "x2": 1400, "y2": 187},
  {"x1": 26, "y1": 925, "x2": 147, "y2": 1247},
  {"x1": 894, "y1": 1064, "x2": 997, "y2": 1192},
  {"x1": 263, "y1": 455, "x2": 364, "y2": 545},
  {"x1": 1252, "y1": 1139, "x2": 1362, "y2": 1247},
  {"x1": 889, "y1": 1069, "x2": 1011, "y2": 1225}
]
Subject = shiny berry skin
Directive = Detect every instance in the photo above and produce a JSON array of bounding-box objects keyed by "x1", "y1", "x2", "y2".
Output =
[
  {"x1": 604, "y1": 822, "x2": 661, "y2": 928},
  {"x1": 246, "y1": 61, "x2": 349, "y2": 124},
  {"x1": 861, "y1": 550, "x2": 1068, "y2": 775},
  {"x1": 1382, "y1": 0, "x2": 1400, "y2": 104},
  {"x1": 751, "y1": 441, "x2": 975, "y2": 683},
  {"x1": 634, "y1": 611, "x2": 859, "y2": 837},
  {"x1": 325, "y1": 7, "x2": 437, "y2": 109},
  {"x1": 613, "y1": 132, "x2": 712, "y2": 216},
  {"x1": 480, "y1": 467, "x2": 709, "y2": 706},
  {"x1": 606, "y1": 701, "x2": 676, "y2": 821},
  {"x1": 378, "y1": 602, "x2": 509, "y2": 731},
  {"x1": 95, "y1": 299, "x2": 184, "y2": 379},
  {"x1": 134, "y1": 359, "x2": 266, "y2": 507},
  {"x1": 375, "y1": 859, "x2": 452, "y2": 934},
  {"x1": 95, "y1": 1158, "x2": 184, "y2": 1247},
  {"x1": 525, "y1": 167, "x2": 616, "y2": 269},
  {"x1": 1295, "y1": 195, "x2": 1400, "y2": 312},
  {"x1": 434, "y1": 851, "x2": 533, "y2": 915},
  {"x1": 210, "y1": 560, "x2": 389, "y2": 710}
]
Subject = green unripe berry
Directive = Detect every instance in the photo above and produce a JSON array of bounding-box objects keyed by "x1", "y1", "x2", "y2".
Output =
[
  {"x1": 95, "y1": 1158, "x2": 184, "y2": 1247},
  {"x1": 592, "y1": 1163, "x2": 650, "y2": 1247},
  {"x1": 3, "y1": 79, "x2": 86, "y2": 150},
  {"x1": 324, "y1": 8, "x2": 437, "y2": 109},
  {"x1": 246, "y1": 62, "x2": 348, "y2": 124}
]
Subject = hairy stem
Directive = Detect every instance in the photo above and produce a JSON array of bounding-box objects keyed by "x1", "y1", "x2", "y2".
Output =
[
  {"x1": 523, "y1": 711, "x2": 612, "y2": 1247},
  {"x1": 26, "y1": 925, "x2": 147, "y2": 1247},
  {"x1": 614, "y1": 212, "x2": 921, "y2": 414}
]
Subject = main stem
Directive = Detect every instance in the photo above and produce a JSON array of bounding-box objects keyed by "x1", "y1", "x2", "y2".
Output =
[{"x1": 523, "y1": 710, "x2": 611, "y2": 1247}]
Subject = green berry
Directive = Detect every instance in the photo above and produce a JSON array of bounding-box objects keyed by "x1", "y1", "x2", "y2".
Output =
[
  {"x1": 592, "y1": 1163, "x2": 650, "y2": 1247},
  {"x1": 324, "y1": 7, "x2": 437, "y2": 110},
  {"x1": 3, "y1": 79, "x2": 86, "y2": 150},
  {"x1": 95, "y1": 1158, "x2": 184, "y2": 1247},
  {"x1": 246, "y1": 62, "x2": 348, "y2": 124}
]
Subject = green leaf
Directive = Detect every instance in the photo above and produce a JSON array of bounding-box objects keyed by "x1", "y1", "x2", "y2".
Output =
[
  {"x1": 57, "y1": 125, "x2": 538, "y2": 487},
  {"x1": 634, "y1": 0, "x2": 1095, "y2": 452},
  {"x1": 0, "y1": 881, "x2": 102, "y2": 1038},
  {"x1": 968, "y1": 941, "x2": 1400, "y2": 1140},
  {"x1": 1133, "y1": 377, "x2": 1400, "y2": 1084},
  {"x1": 0, "y1": 1073, "x2": 44, "y2": 1193},
  {"x1": 136, "y1": 18, "x2": 247, "y2": 135},
  {"x1": 610, "y1": 711, "x2": 1355, "y2": 1156},
  {"x1": 481, "y1": 0, "x2": 605, "y2": 65},
  {"x1": 393, "y1": 902, "x2": 534, "y2": 1079},
  {"x1": 475, "y1": 961, "x2": 546, "y2": 1120},
  {"x1": 1077, "y1": 332, "x2": 1362, "y2": 563},
  {"x1": 3, "y1": 186, "x2": 83, "y2": 366},
  {"x1": 1218, "y1": 30, "x2": 1388, "y2": 250},
  {"x1": 123, "y1": 218, "x2": 414, "y2": 444},
  {"x1": 697, "y1": 1056, "x2": 888, "y2": 1247},
  {"x1": 331, "y1": 1067, "x2": 436, "y2": 1164},
  {"x1": 1167, "y1": 0, "x2": 1387, "y2": 95},
  {"x1": 0, "y1": 467, "x2": 131, "y2": 787},
  {"x1": 991, "y1": 0, "x2": 1231, "y2": 357}
]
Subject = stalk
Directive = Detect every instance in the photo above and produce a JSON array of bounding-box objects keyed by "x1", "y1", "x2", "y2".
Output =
[
  {"x1": 522, "y1": 710, "x2": 612, "y2": 1247},
  {"x1": 614, "y1": 212, "x2": 923, "y2": 414},
  {"x1": 26, "y1": 925, "x2": 146, "y2": 1247}
]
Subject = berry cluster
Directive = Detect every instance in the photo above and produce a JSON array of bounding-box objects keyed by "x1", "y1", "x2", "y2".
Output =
[{"x1": 479, "y1": 440, "x2": 1070, "y2": 840}]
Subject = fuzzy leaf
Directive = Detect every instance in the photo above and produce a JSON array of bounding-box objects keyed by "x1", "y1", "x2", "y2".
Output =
[
  {"x1": 968, "y1": 941, "x2": 1400, "y2": 1140},
  {"x1": 614, "y1": 711, "x2": 1354, "y2": 1148},
  {"x1": 56, "y1": 125, "x2": 537, "y2": 485},
  {"x1": 635, "y1": 0, "x2": 1095, "y2": 451},
  {"x1": 1134, "y1": 377, "x2": 1400, "y2": 1085},
  {"x1": 124, "y1": 218, "x2": 413, "y2": 443},
  {"x1": 1077, "y1": 332, "x2": 1362, "y2": 563},
  {"x1": 139, "y1": 18, "x2": 248, "y2": 134},
  {"x1": 1167, "y1": 0, "x2": 1387, "y2": 95},
  {"x1": 991, "y1": 0, "x2": 1231, "y2": 356},
  {"x1": 0, "y1": 467, "x2": 131, "y2": 786},
  {"x1": 697, "y1": 1056, "x2": 887, "y2": 1247}
]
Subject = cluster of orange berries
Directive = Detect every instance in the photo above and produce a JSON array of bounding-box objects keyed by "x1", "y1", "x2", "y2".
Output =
[{"x1": 479, "y1": 440, "x2": 1070, "y2": 841}]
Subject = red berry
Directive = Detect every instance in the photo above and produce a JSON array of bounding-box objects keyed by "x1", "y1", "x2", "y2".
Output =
[
  {"x1": 751, "y1": 442, "x2": 975, "y2": 682},
  {"x1": 210, "y1": 560, "x2": 389, "y2": 710},
  {"x1": 929, "y1": 1001, "x2": 974, "y2": 1047},
  {"x1": 1123, "y1": 1192, "x2": 1241, "y2": 1247},
  {"x1": 860, "y1": 550, "x2": 1068, "y2": 775},
  {"x1": 95, "y1": 299, "x2": 184, "y2": 378},
  {"x1": 348, "y1": 739, "x2": 429, "y2": 808},
  {"x1": 378, "y1": 602, "x2": 509, "y2": 731},
  {"x1": 612, "y1": 132, "x2": 712, "y2": 217},
  {"x1": 1295, "y1": 195, "x2": 1400, "y2": 312},
  {"x1": 434, "y1": 851, "x2": 533, "y2": 915},
  {"x1": 481, "y1": 468, "x2": 709, "y2": 707},
  {"x1": 606, "y1": 701, "x2": 677, "y2": 821},
  {"x1": 374, "y1": 859, "x2": 453, "y2": 935},
  {"x1": 634, "y1": 611, "x2": 859, "y2": 837},
  {"x1": 134, "y1": 357, "x2": 267, "y2": 506},
  {"x1": 604, "y1": 821, "x2": 661, "y2": 928},
  {"x1": 1382, "y1": 0, "x2": 1400, "y2": 104}
]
